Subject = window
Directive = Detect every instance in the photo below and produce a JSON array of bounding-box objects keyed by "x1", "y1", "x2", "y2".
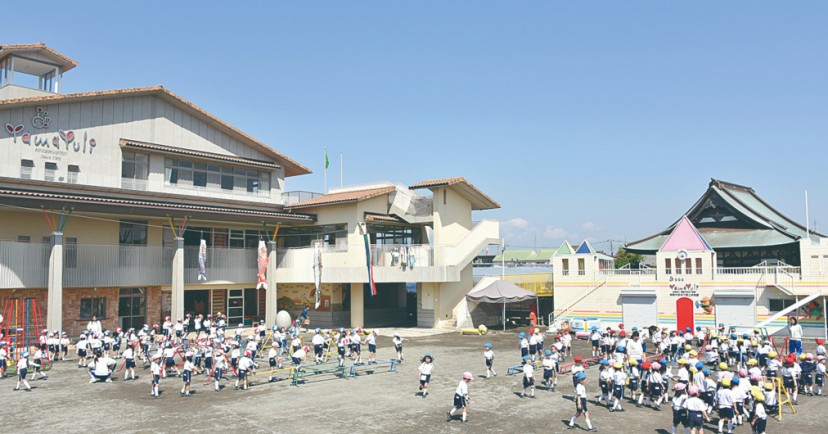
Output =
[
  {"x1": 577, "y1": 258, "x2": 586, "y2": 276},
  {"x1": 118, "y1": 288, "x2": 145, "y2": 330},
  {"x1": 229, "y1": 230, "x2": 245, "y2": 248},
  {"x1": 17, "y1": 235, "x2": 30, "y2": 243},
  {"x1": 80, "y1": 297, "x2": 106, "y2": 320},
  {"x1": 20, "y1": 159, "x2": 34, "y2": 179},
  {"x1": 695, "y1": 258, "x2": 703, "y2": 275},
  {"x1": 165, "y1": 157, "x2": 268, "y2": 195},
  {"x1": 65, "y1": 237, "x2": 77, "y2": 268},
  {"x1": 768, "y1": 298, "x2": 795, "y2": 313},
  {"x1": 67, "y1": 165, "x2": 80, "y2": 184},
  {"x1": 119, "y1": 220, "x2": 148, "y2": 245},
  {"x1": 674, "y1": 258, "x2": 682, "y2": 274},
  {"x1": 44, "y1": 162, "x2": 57, "y2": 182},
  {"x1": 561, "y1": 258, "x2": 570, "y2": 276},
  {"x1": 664, "y1": 258, "x2": 672, "y2": 275},
  {"x1": 684, "y1": 258, "x2": 691, "y2": 275},
  {"x1": 122, "y1": 151, "x2": 149, "y2": 189}
]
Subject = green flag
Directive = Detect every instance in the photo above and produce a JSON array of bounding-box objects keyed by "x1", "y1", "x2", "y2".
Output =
[{"x1": 325, "y1": 150, "x2": 329, "y2": 169}]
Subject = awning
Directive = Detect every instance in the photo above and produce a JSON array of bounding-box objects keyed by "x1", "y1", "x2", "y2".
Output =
[{"x1": 466, "y1": 279, "x2": 537, "y2": 303}]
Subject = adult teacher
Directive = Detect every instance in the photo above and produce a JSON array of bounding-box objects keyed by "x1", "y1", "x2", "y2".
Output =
[{"x1": 788, "y1": 317, "x2": 803, "y2": 355}]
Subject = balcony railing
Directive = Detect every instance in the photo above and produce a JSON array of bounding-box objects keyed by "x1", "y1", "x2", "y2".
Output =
[
  {"x1": 716, "y1": 266, "x2": 801, "y2": 276},
  {"x1": 599, "y1": 268, "x2": 657, "y2": 276},
  {"x1": 0, "y1": 241, "x2": 49, "y2": 288},
  {"x1": 63, "y1": 244, "x2": 168, "y2": 287},
  {"x1": 183, "y1": 246, "x2": 257, "y2": 284},
  {"x1": 371, "y1": 244, "x2": 434, "y2": 268},
  {"x1": 282, "y1": 191, "x2": 323, "y2": 206}
]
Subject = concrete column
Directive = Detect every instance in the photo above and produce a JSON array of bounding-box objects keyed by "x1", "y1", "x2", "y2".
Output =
[
  {"x1": 46, "y1": 232, "x2": 63, "y2": 332},
  {"x1": 265, "y1": 241, "x2": 278, "y2": 327},
  {"x1": 350, "y1": 283, "x2": 364, "y2": 327},
  {"x1": 171, "y1": 237, "x2": 185, "y2": 321}
]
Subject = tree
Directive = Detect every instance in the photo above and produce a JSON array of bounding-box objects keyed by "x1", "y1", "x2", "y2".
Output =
[{"x1": 613, "y1": 247, "x2": 644, "y2": 269}]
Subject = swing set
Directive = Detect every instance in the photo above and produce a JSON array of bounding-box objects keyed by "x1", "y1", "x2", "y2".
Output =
[{"x1": 1, "y1": 298, "x2": 52, "y2": 370}]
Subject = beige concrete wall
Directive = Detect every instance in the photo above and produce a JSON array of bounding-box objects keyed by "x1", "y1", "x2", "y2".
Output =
[
  {"x1": 431, "y1": 187, "x2": 472, "y2": 248},
  {"x1": 0, "y1": 96, "x2": 284, "y2": 203}
]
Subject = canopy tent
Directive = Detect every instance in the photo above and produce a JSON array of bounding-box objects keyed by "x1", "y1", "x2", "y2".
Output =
[{"x1": 466, "y1": 279, "x2": 538, "y2": 330}]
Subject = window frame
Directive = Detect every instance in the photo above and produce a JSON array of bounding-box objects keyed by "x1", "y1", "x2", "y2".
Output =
[{"x1": 79, "y1": 297, "x2": 106, "y2": 320}]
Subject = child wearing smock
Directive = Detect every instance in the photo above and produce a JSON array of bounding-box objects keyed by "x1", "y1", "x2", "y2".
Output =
[
  {"x1": 418, "y1": 354, "x2": 434, "y2": 398},
  {"x1": 684, "y1": 385, "x2": 710, "y2": 434},
  {"x1": 150, "y1": 355, "x2": 161, "y2": 397},
  {"x1": 610, "y1": 361, "x2": 627, "y2": 411},
  {"x1": 520, "y1": 355, "x2": 535, "y2": 398},
  {"x1": 670, "y1": 383, "x2": 689, "y2": 434},
  {"x1": 542, "y1": 349, "x2": 557, "y2": 391},
  {"x1": 483, "y1": 343, "x2": 496, "y2": 378},
  {"x1": 447, "y1": 372, "x2": 473, "y2": 423},
  {"x1": 568, "y1": 372, "x2": 595, "y2": 431},
  {"x1": 181, "y1": 353, "x2": 194, "y2": 395},
  {"x1": 518, "y1": 332, "x2": 529, "y2": 359},
  {"x1": 15, "y1": 351, "x2": 32, "y2": 391}
]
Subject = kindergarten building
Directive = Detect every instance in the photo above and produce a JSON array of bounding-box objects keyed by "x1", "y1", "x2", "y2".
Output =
[
  {"x1": 552, "y1": 179, "x2": 828, "y2": 337},
  {"x1": 0, "y1": 43, "x2": 500, "y2": 336}
]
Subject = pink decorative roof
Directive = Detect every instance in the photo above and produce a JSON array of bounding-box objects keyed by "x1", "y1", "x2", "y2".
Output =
[{"x1": 659, "y1": 216, "x2": 714, "y2": 252}]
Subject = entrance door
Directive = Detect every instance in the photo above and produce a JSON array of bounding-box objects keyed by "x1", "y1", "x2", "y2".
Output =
[
  {"x1": 676, "y1": 297, "x2": 695, "y2": 332},
  {"x1": 227, "y1": 289, "x2": 244, "y2": 326},
  {"x1": 118, "y1": 288, "x2": 145, "y2": 330},
  {"x1": 184, "y1": 290, "x2": 210, "y2": 327},
  {"x1": 243, "y1": 288, "x2": 258, "y2": 326}
]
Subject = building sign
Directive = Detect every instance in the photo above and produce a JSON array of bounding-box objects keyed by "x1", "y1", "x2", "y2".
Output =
[
  {"x1": 4, "y1": 107, "x2": 98, "y2": 160},
  {"x1": 668, "y1": 276, "x2": 699, "y2": 297}
]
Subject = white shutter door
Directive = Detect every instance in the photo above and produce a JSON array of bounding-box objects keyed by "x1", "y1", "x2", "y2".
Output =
[
  {"x1": 715, "y1": 297, "x2": 755, "y2": 331},
  {"x1": 622, "y1": 296, "x2": 657, "y2": 329}
]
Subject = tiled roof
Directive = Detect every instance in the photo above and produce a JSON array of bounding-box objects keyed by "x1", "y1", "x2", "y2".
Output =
[
  {"x1": 0, "y1": 188, "x2": 315, "y2": 222},
  {"x1": 0, "y1": 85, "x2": 310, "y2": 177},
  {"x1": 286, "y1": 186, "x2": 396, "y2": 210},
  {"x1": 0, "y1": 43, "x2": 78, "y2": 71},
  {"x1": 410, "y1": 177, "x2": 500, "y2": 210},
  {"x1": 120, "y1": 139, "x2": 280, "y2": 169},
  {"x1": 364, "y1": 213, "x2": 404, "y2": 223}
]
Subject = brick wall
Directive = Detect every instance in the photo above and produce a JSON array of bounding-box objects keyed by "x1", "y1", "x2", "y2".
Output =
[
  {"x1": 63, "y1": 287, "x2": 119, "y2": 336},
  {"x1": 146, "y1": 286, "x2": 162, "y2": 326}
]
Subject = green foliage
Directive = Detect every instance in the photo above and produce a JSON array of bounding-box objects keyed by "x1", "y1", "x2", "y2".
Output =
[{"x1": 614, "y1": 247, "x2": 644, "y2": 269}]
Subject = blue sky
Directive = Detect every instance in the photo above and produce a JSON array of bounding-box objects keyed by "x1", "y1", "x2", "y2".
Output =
[{"x1": 4, "y1": 2, "x2": 827, "y2": 252}]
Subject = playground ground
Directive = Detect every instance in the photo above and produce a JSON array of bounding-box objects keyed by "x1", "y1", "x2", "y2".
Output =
[{"x1": 1, "y1": 329, "x2": 825, "y2": 433}]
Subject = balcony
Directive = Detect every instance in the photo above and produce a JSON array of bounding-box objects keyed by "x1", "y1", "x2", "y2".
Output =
[
  {"x1": 63, "y1": 244, "x2": 168, "y2": 287},
  {"x1": 282, "y1": 191, "x2": 323, "y2": 206},
  {"x1": 183, "y1": 246, "x2": 258, "y2": 284},
  {"x1": 0, "y1": 241, "x2": 49, "y2": 288}
]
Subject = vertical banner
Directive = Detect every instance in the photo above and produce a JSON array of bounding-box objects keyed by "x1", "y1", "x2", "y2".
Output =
[
  {"x1": 256, "y1": 240, "x2": 269, "y2": 289},
  {"x1": 197, "y1": 239, "x2": 208, "y2": 281},
  {"x1": 313, "y1": 242, "x2": 322, "y2": 309}
]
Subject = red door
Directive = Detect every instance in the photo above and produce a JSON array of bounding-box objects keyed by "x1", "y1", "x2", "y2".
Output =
[{"x1": 676, "y1": 297, "x2": 695, "y2": 332}]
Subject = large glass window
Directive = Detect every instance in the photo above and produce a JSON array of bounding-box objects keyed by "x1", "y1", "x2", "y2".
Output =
[
  {"x1": 165, "y1": 157, "x2": 270, "y2": 195},
  {"x1": 44, "y1": 162, "x2": 57, "y2": 182},
  {"x1": 80, "y1": 297, "x2": 106, "y2": 320},
  {"x1": 119, "y1": 288, "x2": 145, "y2": 330},
  {"x1": 119, "y1": 220, "x2": 148, "y2": 245},
  {"x1": 122, "y1": 151, "x2": 149, "y2": 188},
  {"x1": 768, "y1": 299, "x2": 795, "y2": 313}
]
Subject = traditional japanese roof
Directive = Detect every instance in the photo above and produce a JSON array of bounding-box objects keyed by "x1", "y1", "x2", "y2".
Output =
[
  {"x1": 286, "y1": 186, "x2": 396, "y2": 210},
  {"x1": 363, "y1": 212, "x2": 404, "y2": 224},
  {"x1": 0, "y1": 43, "x2": 78, "y2": 72},
  {"x1": 627, "y1": 179, "x2": 824, "y2": 253},
  {"x1": 409, "y1": 177, "x2": 500, "y2": 210},
  {"x1": 120, "y1": 139, "x2": 280, "y2": 170},
  {"x1": 659, "y1": 216, "x2": 714, "y2": 252},
  {"x1": 492, "y1": 249, "x2": 557, "y2": 263},
  {"x1": 0, "y1": 85, "x2": 311, "y2": 177}
]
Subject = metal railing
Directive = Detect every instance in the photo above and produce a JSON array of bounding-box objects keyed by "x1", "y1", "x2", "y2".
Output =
[
  {"x1": 0, "y1": 241, "x2": 49, "y2": 288},
  {"x1": 183, "y1": 246, "x2": 257, "y2": 284},
  {"x1": 371, "y1": 244, "x2": 434, "y2": 268},
  {"x1": 282, "y1": 191, "x2": 323, "y2": 205},
  {"x1": 715, "y1": 266, "x2": 801, "y2": 276},
  {"x1": 63, "y1": 244, "x2": 168, "y2": 287},
  {"x1": 599, "y1": 268, "x2": 657, "y2": 276}
]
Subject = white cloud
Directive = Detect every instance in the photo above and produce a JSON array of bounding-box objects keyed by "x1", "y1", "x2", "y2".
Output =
[
  {"x1": 581, "y1": 221, "x2": 598, "y2": 230},
  {"x1": 543, "y1": 226, "x2": 571, "y2": 240},
  {"x1": 503, "y1": 217, "x2": 530, "y2": 229}
]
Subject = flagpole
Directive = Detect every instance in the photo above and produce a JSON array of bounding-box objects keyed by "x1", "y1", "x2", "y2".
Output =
[
  {"x1": 340, "y1": 152, "x2": 343, "y2": 187},
  {"x1": 323, "y1": 146, "x2": 327, "y2": 193}
]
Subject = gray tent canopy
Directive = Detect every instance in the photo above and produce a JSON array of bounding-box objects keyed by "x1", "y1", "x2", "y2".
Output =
[{"x1": 466, "y1": 279, "x2": 538, "y2": 330}]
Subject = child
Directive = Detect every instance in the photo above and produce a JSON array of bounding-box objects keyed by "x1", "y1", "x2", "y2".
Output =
[
  {"x1": 561, "y1": 331, "x2": 572, "y2": 358},
  {"x1": 684, "y1": 385, "x2": 711, "y2": 434},
  {"x1": 611, "y1": 361, "x2": 627, "y2": 411},
  {"x1": 447, "y1": 372, "x2": 473, "y2": 423},
  {"x1": 76, "y1": 334, "x2": 89, "y2": 367},
  {"x1": 484, "y1": 343, "x2": 496, "y2": 378},
  {"x1": 15, "y1": 351, "x2": 32, "y2": 391},
  {"x1": 801, "y1": 353, "x2": 816, "y2": 396},
  {"x1": 519, "y1": 332, "x2": 529, "y2": 359},
  {"x1": 150, "y1": 354, "x2": 162, "y2": 397},
  {"x1": 123, "y1": 342, "x2": 136, "y2": 381},
  {"x1": 671, "y1": 383, "x2": 688, "y2": 434},
  {"x1": 312, "y1": 329, "x2": 326, "y2": 364},
  {"x1": 392, "y1": 332, "x2": 404, "y2": 362},
  {"x1": 763, "y1": 382, "x2": 777, "y2": 416},
  {"x1": 568, "y1": 372, "x2": 595, "y2": 431},
  {"x1": 351, "y1": 330, "x2": 362, "y2": 365},
  {"x1": 590, "y1": 327, "x2": 601, "y2": 358},
  {"x1": 418, "y1": 354, "x2": 434, "y2": 398},
  {"x1": 628, "y1": 359, "x2": 640, "y2": 404},
  {"x1": 336, "y1": 329, "x2": 348, "y2": 367},
  {"x1": 60, "y1": 332, "x2": 70, "y2": 361},
  {"x1": 237, "y1": 350, "x2": 255, "y2": 390},
  {"x1": 816, "y1": 355, "x2": 826, "y2": 396},
  {"x1": 520, "y1": 355, "x2": 535, "y2": 398},
  {"x1": 638, "y1": 360, "x2": 652, "y2": 407},
  {"x1": 542, "y1": 349, "x2": 557, "y2": 391},
  {"x1": 291, "y1": 345, "x2": 307, "y2": 373},
  {"x1": 528, "y1": 329, "x2": 539, "y2": 362},
  {"x1": 181, "y1": 352, "x2": 194, "y2": 396},
  {"x1": 650, "y1": 362, "x2": 664, "y2": 409},
  {"x1": 731, "y1": 377, "x2": 745, "y2": 426},
  {"x1": 715, "y1": 378, "x2": 736, "y2": 434},
  {"x1": 213, "y1": 350, "x2": 227, "y2": 391},
  {"x1": 571, "y1": 356, "x2": 585, "y2": 389},
  {"x1": 0, "y1": 342, "x2": 7, "y2": 378},
  {"x1": 750, "y1": 387, "x2": 767, "y2": 434},
  {"x1": 267, "y1": 344, "x2": 281, "y2": 382},
  {"x1": 31, "y1": 347, "x2": 47, "y2": 380},
  {"x1": 365, "y1": 330, "x2": 378, "y2": 364},
  {"x1": 781, "y1": 355, "x2": 798, "y2": 404},
  {"x1": 598, "y1": 360, "x2": 612, "y2": 405}
]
